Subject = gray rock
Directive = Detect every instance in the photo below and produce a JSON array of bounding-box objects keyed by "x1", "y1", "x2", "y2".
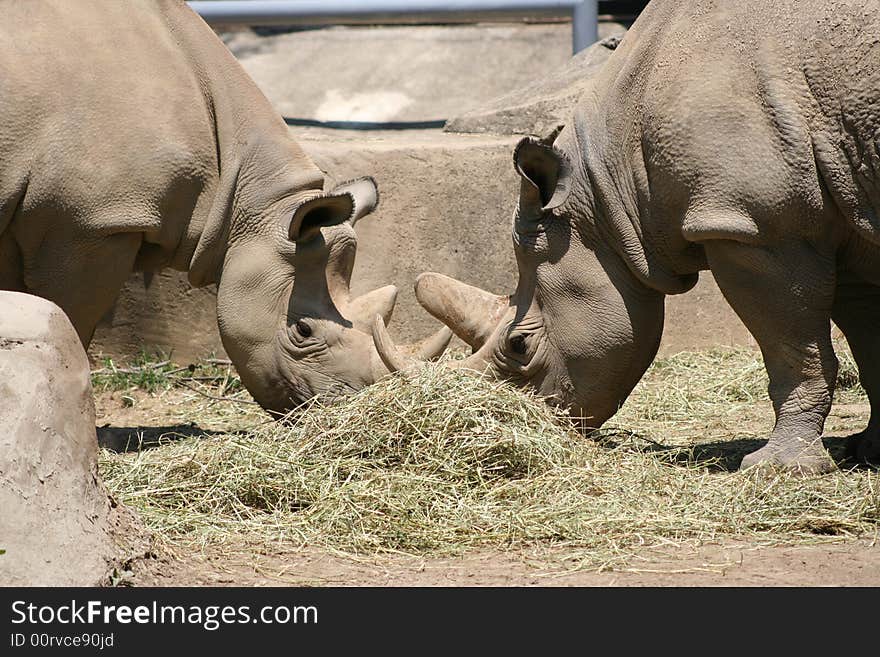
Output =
[
  {"x1": 0, "y1": 292, "x2": 146, "y2": 586},
  {"x1": 445, "y1": 35, "x2": 622, "y2": 136}
]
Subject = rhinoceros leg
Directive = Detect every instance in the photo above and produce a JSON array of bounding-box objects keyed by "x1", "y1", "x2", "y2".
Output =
[
  {"x1": 704, "y1": 239, "x2": 838, "y2": 475},
  {"x1": 24, "y1": 231, "x2": 142, "y2": 347},
  {"x1": 832, "y1": 280, "x2": 880, "y2": 464}
]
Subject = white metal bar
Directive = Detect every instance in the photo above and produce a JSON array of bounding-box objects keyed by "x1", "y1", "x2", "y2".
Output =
[
  {"x1": 187, "y1": 1, "x2": 599, "y2": 52},
  {"x1": 572, "y1": 1, "x2": 598, "y2": 53}
]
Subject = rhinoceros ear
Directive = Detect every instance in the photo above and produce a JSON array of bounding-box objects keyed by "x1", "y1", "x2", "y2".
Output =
[
  {"x1": 514, "y1": 136, "x2": 572, "y2": 214},
  {"x1": 287, "y1": 193, "x2": 354, "y2": 242},
  {"x1": 330, "y1": 176, "x2": 379, "y2": 226},
  {"x1": 288, "y1": 177, "x2": 380, "y2": 242},
  {"x1": 539, "y1": 124, "x2": 565, "y2": 146}
]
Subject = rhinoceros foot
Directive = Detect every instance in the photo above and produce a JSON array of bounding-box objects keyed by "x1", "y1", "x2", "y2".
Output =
[
  {"x1": 844, "y1": 429, "x2": 880, "y2": 466},
  {"x1": 740, "y1": 437, "x2": 838, "y2": 476}
]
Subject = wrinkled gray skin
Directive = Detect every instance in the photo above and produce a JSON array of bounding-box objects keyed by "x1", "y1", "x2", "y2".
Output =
[
  {"x1": 0, "y1": 0, "x2": 449, "y2": 415},
  {"x1": 380, "y1": 0, "x2": 880, "y2": 473}
]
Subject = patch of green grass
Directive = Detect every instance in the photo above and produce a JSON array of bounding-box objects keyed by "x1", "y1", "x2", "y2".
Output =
[
  {"x1": 91, "y1": 352, "x2": 243, "y2": 396},
  {"x1": 607, "y1": 343, "x2": 866, "y2": 447},
  {"x1": 91, "y1": 351, "x2": 176, "y2": 393}
]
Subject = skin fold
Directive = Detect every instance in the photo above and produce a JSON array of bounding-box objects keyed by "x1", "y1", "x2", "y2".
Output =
[
  {"x1": 381, "y1": 0, "x2": 880, "y2": 473},
  {"x1": 0, "y1": 0, "x2": 449, "y2": 415}
]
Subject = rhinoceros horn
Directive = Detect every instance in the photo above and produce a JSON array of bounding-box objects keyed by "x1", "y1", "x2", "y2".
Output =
[
  {"x1": 414, "y1": 273, "x2": 509, "y2": 351},
  {"x1": 371, "y1": 315, "x2": 417, "y2": 373},
  {"x1": 347, "y1": 286, "x2": 453, "y2": 362},
  {"x1": 372, "y1": 315, "x2": 490, "y2": 374},
  {"x1": 346, "y1": 285, "x2": 398, "y2": 329}
]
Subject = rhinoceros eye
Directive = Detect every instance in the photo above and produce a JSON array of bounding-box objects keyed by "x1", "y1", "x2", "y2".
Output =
[
  {"x1": 509, "y1": 334, "x2": 527, "y2": 355},
  {"x1": 294, "y1": 319, "x2": 313, "y2": 338}
]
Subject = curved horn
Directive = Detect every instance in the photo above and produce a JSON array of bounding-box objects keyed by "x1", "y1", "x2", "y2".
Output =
[
  {"x1": 346, "y1": 285, "x2": 398, "y2": 332},
  {"x1": 371, "y1": 315, "x2": 423, "y2": 373},
  {"x1": 414, "y1": 273, "x2": 509, "y2": 350},
  {"x1": 444, "y1": 337, "x2": 494, "y2": 373},
  {"x1": 369, "y1": 325, "x2": 451, "y2": 380},
  {"x1": 413, "y1": 326, "x2": 453, "y2": 361}
]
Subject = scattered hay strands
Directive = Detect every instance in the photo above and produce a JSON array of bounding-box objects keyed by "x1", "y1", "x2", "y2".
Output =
[{"x1": 100, "y1": 348, "x2": 880, "y2": 570}]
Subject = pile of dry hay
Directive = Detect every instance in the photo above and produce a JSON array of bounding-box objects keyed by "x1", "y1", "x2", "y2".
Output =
[{"x1": 100, "y1": 350, "x2": 879, "y2": 568}]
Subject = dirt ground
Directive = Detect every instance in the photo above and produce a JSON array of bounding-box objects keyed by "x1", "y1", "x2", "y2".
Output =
[
  {"x1": 131, "y1": 540, "x2": 880, "y2": 587},
  {"x1": 94, "y1": 387, "x2": 880, "y2": 587}
]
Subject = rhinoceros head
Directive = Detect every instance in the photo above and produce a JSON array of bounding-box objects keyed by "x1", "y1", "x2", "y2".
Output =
[
  {"x1": 372, "y1": 129, "x2": 664, "y2": 429},
  {"x1": 217, "y1": 177, "x2": 451, "y2": 416}
]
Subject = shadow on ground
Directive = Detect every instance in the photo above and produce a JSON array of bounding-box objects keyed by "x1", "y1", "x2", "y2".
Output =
[
  {"x1": 596, "y1": 432, "x2": 877, "y2": 473},
  {"x1": 97, "y1": 424, "x2": 229, "y2": 453}
]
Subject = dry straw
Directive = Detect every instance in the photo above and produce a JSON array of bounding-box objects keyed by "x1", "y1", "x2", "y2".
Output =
[{"x1": 100, "y1": 346, "x2": 879, "y2": 569}]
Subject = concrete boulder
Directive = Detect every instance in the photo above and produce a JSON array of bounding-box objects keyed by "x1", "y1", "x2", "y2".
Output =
[
  {"x1": 0, "y1": 291, "x2": 145, "y2": 586},
  {"x1": 445, "y1": 35, "x2": 623, "y2": 136}
]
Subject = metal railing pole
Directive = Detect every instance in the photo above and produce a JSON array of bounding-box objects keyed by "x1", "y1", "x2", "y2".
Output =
[
  {"x1": 188, "y1": 1, "x2": 599, "y2": 54},
  {"x1": 188, "y1": 1, "x2": 577, "y2": 25},
  {"x1": 571, "y1": 0, "x2": 598, "y2": 53}
]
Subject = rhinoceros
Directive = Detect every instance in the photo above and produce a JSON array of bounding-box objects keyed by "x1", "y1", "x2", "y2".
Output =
[
  {"x1": 374, "y1": 0, "x2": 880, "y2": 473},
  {"x1": 0, "y1": 0, "x2": 449, "y2": 414}
]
